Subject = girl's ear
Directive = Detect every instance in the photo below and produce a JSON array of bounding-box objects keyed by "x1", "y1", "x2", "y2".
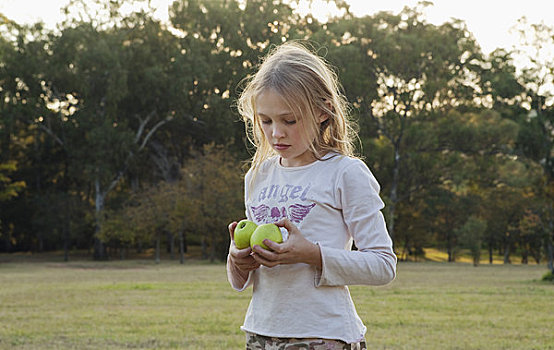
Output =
[{"x1": 318, "y1": 100, "x2": 333, "y2": 123}]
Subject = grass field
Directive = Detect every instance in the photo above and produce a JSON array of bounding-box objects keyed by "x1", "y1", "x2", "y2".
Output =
[{"x1": 0, "y1": 256, "x2": 552, "y2": 349}]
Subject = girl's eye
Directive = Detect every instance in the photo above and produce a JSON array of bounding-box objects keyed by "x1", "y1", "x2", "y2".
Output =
[
  {"x1": 285, "y1": 120, "x2": 296, "y2": 125},
  {"x1": 261, "y1": 119, "x2": 271, "y2": 125}
]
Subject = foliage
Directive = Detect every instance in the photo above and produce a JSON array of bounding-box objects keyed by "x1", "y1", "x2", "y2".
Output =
[
  {"x1": 456, "y1": 216, "x2": 487, "y2": 266},
  {"x1": 318, "y1": 4, "x2": 487, "y2": 245},
  {"x1": 97, "y1": 142, "x2": 243, "y2": 262},
  {"x1": 180, "y1": 143, "x2": 244, "y2": 261},
  {"x1": 0, "y1": 161, "x2": 25, "y2": 202},
  {"x1": 0, "y1": 0, "x2": 552, "y2": 267}
]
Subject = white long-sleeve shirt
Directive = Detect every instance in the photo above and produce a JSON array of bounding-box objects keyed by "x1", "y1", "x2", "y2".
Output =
[{"x1": 227, "y1": 153, "x2": 397, "y2": 343}]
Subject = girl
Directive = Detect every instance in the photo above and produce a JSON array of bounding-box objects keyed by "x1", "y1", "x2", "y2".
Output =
[{"x1": 227, "y1": 41, "x2": 397, "y2": 350}]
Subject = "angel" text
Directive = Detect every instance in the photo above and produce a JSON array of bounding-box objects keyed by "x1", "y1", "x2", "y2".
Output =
[{"x1": 257, "y1": 183, "x2": 311, "y2": 203}]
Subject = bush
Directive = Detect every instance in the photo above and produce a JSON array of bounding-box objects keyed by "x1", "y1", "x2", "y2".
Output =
[
  {"x1": 456, "y1": 216, "x2": 487, "y2": 266},
  {"x1": 542, "y1": 271, "x2": 554, "y2": 283}
]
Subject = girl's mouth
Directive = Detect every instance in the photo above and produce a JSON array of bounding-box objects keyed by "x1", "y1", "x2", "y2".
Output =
[{"x1": 274, "y1": 144, "x2": 290, "y2": 151}]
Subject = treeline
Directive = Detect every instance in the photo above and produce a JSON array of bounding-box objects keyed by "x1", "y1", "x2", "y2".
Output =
[{"x1": 0, "y1": 0, "x2": 552, "y2": 268}]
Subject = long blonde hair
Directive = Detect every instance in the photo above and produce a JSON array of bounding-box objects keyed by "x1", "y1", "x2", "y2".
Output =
[{"x1": 237, "y1": 41, "x2": 358, "y2": 181}]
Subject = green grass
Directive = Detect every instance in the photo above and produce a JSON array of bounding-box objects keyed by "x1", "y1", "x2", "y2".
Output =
[{"x1": 0, "y1": 258, "x2": 552, "y2": 349}]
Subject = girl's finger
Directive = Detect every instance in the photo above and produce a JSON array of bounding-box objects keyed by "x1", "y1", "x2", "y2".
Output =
[
  {"x1": 276, "y1": 218, "x2": 298, "y2": 235},
  {"x1": 232, "y1": 246, "x2": 253, "y2": 259},
  {"x1": 261, "y1": 239, "x2": 284, "y2": 253},
  {"x1": 252, "y1": 246, "x2": 280, "y2": 264},
  {"x1": 252, "y1": 253, "x2": 278, "y2": 268},
  {"x1": 228, "y1": 221, "x2": 238, "y2": 240}
]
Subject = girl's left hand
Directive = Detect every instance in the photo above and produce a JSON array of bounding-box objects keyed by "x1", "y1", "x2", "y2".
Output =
[{"x1": 251, "y1": 218, "x2": 322, "y2": 269}]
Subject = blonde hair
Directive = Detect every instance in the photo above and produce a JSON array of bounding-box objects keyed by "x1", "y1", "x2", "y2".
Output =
[{"x1": 237, "y1": 41, "x2": 358, "y2": 180}]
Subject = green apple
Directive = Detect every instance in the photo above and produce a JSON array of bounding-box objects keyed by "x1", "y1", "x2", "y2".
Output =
[
  {"x1": 250, "y1": 223, "x2": 283, "y2": 250},
  {"x1": 234, "y1": 219, "x2": 257, "y2": 249}
]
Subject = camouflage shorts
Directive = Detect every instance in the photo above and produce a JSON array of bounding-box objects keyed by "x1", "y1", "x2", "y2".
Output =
[{"x1": 245, "y1": 332, "x2": 367, "y2": 350}]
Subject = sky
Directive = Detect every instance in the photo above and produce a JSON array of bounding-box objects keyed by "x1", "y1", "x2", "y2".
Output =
[{"x1": 1, "y1": 0, "x2": 554, "y2": 55}]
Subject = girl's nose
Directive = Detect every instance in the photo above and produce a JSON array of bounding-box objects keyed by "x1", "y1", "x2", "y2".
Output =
[{"x1": 272, "y1": 124, "x2": 285, "y2": 139}]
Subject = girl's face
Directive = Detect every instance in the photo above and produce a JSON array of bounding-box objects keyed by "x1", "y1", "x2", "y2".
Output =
[{"x1": 255, "y1": 89, "x2": 319, "y2": 167}]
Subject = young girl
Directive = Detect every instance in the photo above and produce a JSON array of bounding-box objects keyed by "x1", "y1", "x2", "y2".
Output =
[{"x1": 227, "y1": 41, "x2": 397, "y2": 350}]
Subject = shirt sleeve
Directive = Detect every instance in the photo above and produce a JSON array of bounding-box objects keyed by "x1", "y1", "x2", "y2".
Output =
[
  {"x1": 227, "y1": 254, "x2": 254, "y2": 291},
  {"x1": 226, "y1": 169, "x2": 255, "y2": 291},
  {"x1": 316, "y1": 160, "x2": 397, "y2": 287}
]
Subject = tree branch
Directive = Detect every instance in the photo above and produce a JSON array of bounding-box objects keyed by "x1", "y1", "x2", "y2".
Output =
[
  {"x1": 134, "y1": 110, "x2": 155, "y2": 144},
  {"x1": 138, "y1": 115, "x2": 173, "y2": 151},
  {"x1": 31, "y1": 120, "x2": 64, "y2": 147},
  {"x1": 105, "y1": 114, "x2": 174, "y2": 195}
]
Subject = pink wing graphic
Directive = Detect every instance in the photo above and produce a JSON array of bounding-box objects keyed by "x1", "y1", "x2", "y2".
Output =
[
  {"x1": 287, "y1": 203, "x2": 316, "y2": 223},
  {"x1": 270, "y1": 207, "x2": 287, "y2": 222},
  {"x1": 251, "y1": 204, "x2": 269, "y2": 223}
]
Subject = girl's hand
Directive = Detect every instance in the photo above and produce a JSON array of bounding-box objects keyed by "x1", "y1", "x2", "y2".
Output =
[
  {"x1": 251, "y1": 218, "x2": 322, "y2": 269},
  {"x1": 228, "y1": 221, "x2": 260, "y2": 273}
]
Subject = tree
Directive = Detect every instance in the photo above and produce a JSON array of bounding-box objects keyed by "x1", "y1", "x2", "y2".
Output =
[
  {"x1": 518, "y1": 209, "x2": 545, "y2": 264},
  {"x1": 479, "y1": 48, "x2": 525, "y2": 110},
  {"x1": 98, "y1": 181, "x2": 184, "y2": 262},
  {"x1": 0, "y1": 161, "x2": 25, "y2": 202},
  {"x1": 410, "y1": 109, "x2": 522, "y2": 262},
  {"x1": 96, "y1": 208, "x2": 136, "y2": 259},
  {"x1": 512, "y1": 18, "x2": 554, "y2": 273},
  {"x1": 0, "y1": 19, "x2": 53, "y2": 252},
  {"x1": 99, "y1": 143, "x2": 244, "y2": 262},
  {"x1": 181, "y1": 143, "x2": 244, "y2": 261},
  {"x1": 169, "y1": 0, "x2": 308, "y2": 157},
  {"x1": 318, "y1": 4, "x2": 484, "y2": 246},
  {"x1": 37, "y1": 2, "x2": 180, "y2": 259},
  {"x1": 0, "y1": 161, "x2": 25, "y2": 246},
  {"x1": 1, "y1": 0, "x2": 551, "y2": 262},
  {"x1": 456, "y1": 216, "x2": 487, "y2": 266}
]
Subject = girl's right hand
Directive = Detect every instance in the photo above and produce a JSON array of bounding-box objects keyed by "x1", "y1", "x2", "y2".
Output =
[{"x1": 228, "y1": 221, "x2": 260, "y2": 273}]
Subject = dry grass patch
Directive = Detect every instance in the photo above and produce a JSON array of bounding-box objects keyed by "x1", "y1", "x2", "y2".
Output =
[{"x1": 0, "y1": 258, "x2": 552, "y2": 349}]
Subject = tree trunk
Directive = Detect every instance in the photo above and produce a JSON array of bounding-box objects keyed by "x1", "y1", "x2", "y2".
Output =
[
  {"x1": 199, "y1": 236, "x2": 204, "y2": 259},
  {"x1": 503, "y1": 242, "x2": 511, "y2": 264},
  {"x1": 183, "y1": 229, "x2": 187, "y2": 253},
  {"x1": 63, "y1": 233, "x2": 70, "y2": 262},
  {"x1": 93, "y1": 177, "x2": 107, "y2": 260},
  {"x1": 387, "y1": 148, "x2": 400, "y2": 244},
  {"x1": 546, "y1": 236, "x2": 553, "y2": 273},
  {"x1": 401, "y1": 240, "x2": 410, "y2": 262},
  {"x1": 488, "y1": 242, "x2": 493, "y2": 264},
  {"x1": 447, "y1": 228, "x2": 454, "y2": 262},
  {"x1": 179, "y1": 230, "x2": 185, "y2": 264},
  {"x1": 93, "y1": 236, "x2": 105, "y2": 260},
  {"x1": 2, "y1": 222, "x2": 12, "y2": 252},
  {"x1": 521, "y1": 248, "x2": 528, "y2": 264},
  {"x1": 546, "y1": 206, "x2": 554, "y2": 275},
  {"x1": 166, "y1": 230, "x2": 174, "y2": 259},
  {"x1": 209, "y1": 230, "x2": 216, "y2": 263},
  {"x1": 155, "y1": 233, "x2": 161, "y2": 264},
  {"x1": 63, "y1": 195, "x2": 71, "y2": 262}
]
